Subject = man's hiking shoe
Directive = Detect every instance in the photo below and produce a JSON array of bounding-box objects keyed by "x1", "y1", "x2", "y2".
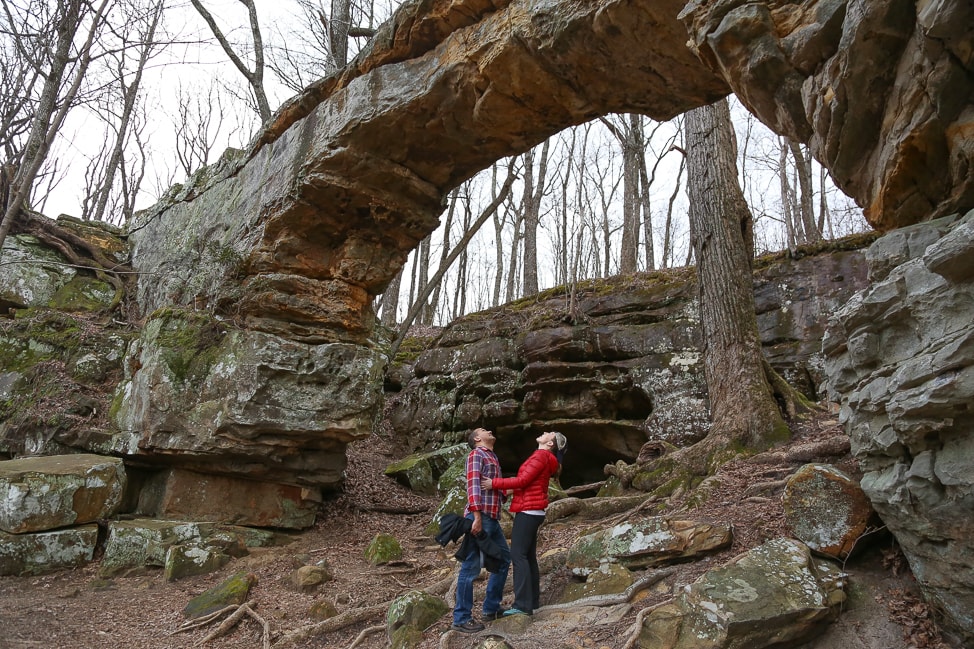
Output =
[
  {"x1": 451, "y1": 620, "x2": 485, "y2": 633},
  {"x1": 502, "y1": 608, "x2": 530, "y2": 617},
  {"x1": 483, "y1": 607, "x2": 510, "y2": 620}
]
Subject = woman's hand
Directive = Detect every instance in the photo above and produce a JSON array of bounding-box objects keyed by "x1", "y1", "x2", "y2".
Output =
[{"x1": 482, "y1": 477, "x2": 493, "y2": 489}]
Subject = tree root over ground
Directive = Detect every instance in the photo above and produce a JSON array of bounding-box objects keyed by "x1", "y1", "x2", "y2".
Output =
[
  {"x1": 271, "y1": 573, "x2": 455, "y2": 648},
  {"x1": 171, "y1": 603, "x2": 271, "y2": 648}
]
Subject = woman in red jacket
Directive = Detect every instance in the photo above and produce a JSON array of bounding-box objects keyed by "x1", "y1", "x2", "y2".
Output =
[{"x1": 483, "y1": 430, "x2": 567, "y2": 616}]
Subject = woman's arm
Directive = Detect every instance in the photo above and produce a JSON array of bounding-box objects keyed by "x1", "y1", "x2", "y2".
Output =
[{"x1": 492, "y1": 451, "x2": 546, "y2": 490}]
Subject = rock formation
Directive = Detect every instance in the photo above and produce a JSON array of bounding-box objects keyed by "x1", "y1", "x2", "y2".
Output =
[
  {"x1": 387, "y1": 240, "x2": 871, "y2": 484},
  {"x1": 2, "y1": 0, "x2": 974, "y2": 639},
  {"x1": 824, "y1": 210, "x2": 974, "y2": 642},
  {"x1": 680, "y1": 0, "x2": 974, "y2": 230}
]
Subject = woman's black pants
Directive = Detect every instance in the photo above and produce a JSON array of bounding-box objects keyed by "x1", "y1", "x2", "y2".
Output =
[{"x1": 510, "y1": 512, "x2": 545, "y2": 613}]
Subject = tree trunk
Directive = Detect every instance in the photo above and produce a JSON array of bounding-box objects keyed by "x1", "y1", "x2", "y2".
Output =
[
  {"x1": 676, "y1": 98, "x2": 790, "y2": 478},
  {"x1": 90, "y1": 1, "x2": 163, "y2": 223},
  {"x1": 789, "y1": 139, "x2": 820, "y2": 242},
  {"x1": 0, "y1": 0, "x2": 109, "y2": 257}
]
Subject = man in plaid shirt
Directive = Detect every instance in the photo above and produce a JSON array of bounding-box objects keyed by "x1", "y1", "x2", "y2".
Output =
[{"x1": 451, "y1": 427, "x2": 511, "y2": 633}]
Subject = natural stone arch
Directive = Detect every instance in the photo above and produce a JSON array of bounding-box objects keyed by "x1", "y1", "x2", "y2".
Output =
[{"x1": 131, "y1": 0, "x2": 729, "y2": 343}]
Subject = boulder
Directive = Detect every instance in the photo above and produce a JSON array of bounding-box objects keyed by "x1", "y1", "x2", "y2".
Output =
[
  {"x1": 99, "y1": 519, "x2": 289, "y2": 577},
  {"x1": 182, "y1": 570, "x2": 258, "y2": 619},
  {"x1": 384, "y1": 444, "x2": 467, "y2": 495},
  {"x1": 164, "y1": 543, "x2": 232, "y2": 581},
  {"x1": 566, "y1": 517, "x2": 732, "y2": 576},
  {"x1": 637, "y1": 538, "x2": 846, "y2": 649},
  {"x1": 288, "y1": 564, "x2": 333, "y2": 592},
  {"x1": 0, "y1": 524, "x2": 99, "y2": 576},
  {"x1": 782, "y1": 463, "x2": 877, "y2": 560},
  {"x1": 386, "y1": 590, "x2": 449, "y2": 644},
  {"x1": 0, "y1": 454, "x2": 126, "y2": 533},
  {"x1": 366, "y1": 533, "x2": 404, "y2": 565},
  {"x1": 558, "y1": 562, "x2": 634, "y2": 604}
]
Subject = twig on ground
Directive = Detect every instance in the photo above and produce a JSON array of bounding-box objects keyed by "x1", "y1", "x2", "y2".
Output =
[{"x1": 185, "y1": 603, "x2": 268, "y2": 648}]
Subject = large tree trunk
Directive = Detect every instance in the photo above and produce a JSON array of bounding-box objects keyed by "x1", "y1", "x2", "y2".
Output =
[
  {"x1": 687, "y1": 99, "x2": 785, "y2": 453},
  {"x1": 679, "y1": 99, "x2": 791, "y2": 477}
]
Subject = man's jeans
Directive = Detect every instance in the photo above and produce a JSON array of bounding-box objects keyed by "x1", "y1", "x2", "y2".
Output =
[{"x1": 453, "y1": 514, "x2": 511, "y2": 624}]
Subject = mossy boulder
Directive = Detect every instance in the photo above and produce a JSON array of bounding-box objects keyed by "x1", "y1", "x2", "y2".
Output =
[
  {"x1": 182, "y1": 570, "x2": 257, "y2": 619},
  {"x1": 366, "y1": 533, "x2": 403, "y2": 565},
  {"x1": 558, "y1": 562, "x2": 635, "y2": 603},
  {"x1": 637, "y1": 538, "x2": 846, "y2": 649},
  {"x1": 384, "y1": 444, "x2": 467, "y2": 495},
  {"x1": 424, "y1": 485, "x2": 467, "y2": 536},
  {"x1": 387, "y1": 589, "x2": 448, "y2": 644}
]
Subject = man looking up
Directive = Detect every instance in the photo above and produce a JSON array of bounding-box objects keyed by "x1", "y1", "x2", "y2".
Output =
[{"x1": 451, "y1": 427, "x2": 511, "y2": 633}]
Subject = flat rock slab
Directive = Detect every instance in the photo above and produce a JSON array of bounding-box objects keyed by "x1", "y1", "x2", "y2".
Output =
[
  {"x1": 0, "y1": 524, "x2": 99, "y2": 575},
  {"x1": 0, "y1": 454, "x2": 126, "y2": 533}
]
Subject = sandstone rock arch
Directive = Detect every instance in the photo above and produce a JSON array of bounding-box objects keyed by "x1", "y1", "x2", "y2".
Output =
[{"x1": 132, "y1": 0, "x2": 973, "y2": 346}]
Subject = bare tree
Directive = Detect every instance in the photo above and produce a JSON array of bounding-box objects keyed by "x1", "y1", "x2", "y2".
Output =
[
  {"x1": 0, "y1": 0, "x2": 114, "y2": 256},
  {"x1": 521, "y1": 139, "x2": 550, "y2": 297},
  {"x1": 84, "y1": 0, "x2": 163, "y2": 224},
  {"x1": 267, "y1": 0, "x2": 377, "y2": 92},
  {"x1": 788, "y1": 138, "x2": 820, "y2": 242},
  {"x1": 389, "y1": 163, "x2": 517, "y2": 358},
  {"x1": 601, "y1": 114, "x2": 643, "y2": 274},
  {"x1": 190, "y1": 0, "x2": 271, "y2": 122}
]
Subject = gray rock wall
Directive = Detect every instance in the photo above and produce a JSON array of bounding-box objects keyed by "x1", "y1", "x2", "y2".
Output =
[{"x1": 824, "y1": 210, "x2": 974, "y2": 642}]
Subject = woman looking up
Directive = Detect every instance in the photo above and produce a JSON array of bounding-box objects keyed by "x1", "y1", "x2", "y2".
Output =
[{"x1": 483, "y1": 430, "x2": 567, "y2": 617}]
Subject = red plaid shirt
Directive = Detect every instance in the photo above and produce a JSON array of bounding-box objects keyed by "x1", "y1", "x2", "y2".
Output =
[{"x1": 464, "y1": 446, "x2": 503, "y2": 519}]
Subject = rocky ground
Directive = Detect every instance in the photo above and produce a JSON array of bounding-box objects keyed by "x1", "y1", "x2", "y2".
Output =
[{"x1": 0, "y1": 412, "x2": 957, "y2": 649}]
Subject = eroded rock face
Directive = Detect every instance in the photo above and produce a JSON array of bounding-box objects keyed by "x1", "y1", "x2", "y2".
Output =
[
  {"x1": 111, "y1": 309, "x2": 385, "y2": 489},
  {"x1": 680, "y1": 0, "x2": 974, "y2": 230},
  {"x1": 389, "y1": 243, "x2": 870, "y2": 483},
  {"x1": 824, "y1": 210, "x2": 974, "y2": 641}
]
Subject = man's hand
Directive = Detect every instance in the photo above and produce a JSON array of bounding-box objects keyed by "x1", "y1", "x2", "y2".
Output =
[{"x1": 471, "y1": 511, "x2": 483, "y2": 535}]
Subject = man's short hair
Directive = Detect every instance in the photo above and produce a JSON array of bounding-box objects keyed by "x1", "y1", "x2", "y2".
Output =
[{"x1": 467, "y1": 429, "x2": 481, "y2": 449}]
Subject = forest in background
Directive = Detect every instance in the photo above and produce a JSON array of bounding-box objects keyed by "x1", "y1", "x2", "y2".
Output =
[{"x1": 0, "y1": 0, "x2": 869, "y2": 328}]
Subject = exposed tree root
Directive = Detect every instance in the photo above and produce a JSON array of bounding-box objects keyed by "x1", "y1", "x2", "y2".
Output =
[
  {"x1": 347, "y1": 624, "x2": 385, "y2": 649},
  {"x1": 547, "y1": 493, "x2": 653, "y2": 523},
  {"x1": 272, "y1": 573, "x2": 455, "y2": 648},
  {"x1": 14, "y1": 210, "x2": 134, "y2": 314},
  {"x1": 621, "y1": 598, "x2": 675, "y2": 649},
  {"x1": 540, "y1": 567, "x2": 675, "y2": 611},
  {"x1": 171, "y1": 603, "x2": 270, "y2": 648}
]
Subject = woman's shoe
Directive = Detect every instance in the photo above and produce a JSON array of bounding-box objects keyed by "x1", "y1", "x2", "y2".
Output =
[{"x1": 502, "y1": 608, "x2": 530, "y2": 616}]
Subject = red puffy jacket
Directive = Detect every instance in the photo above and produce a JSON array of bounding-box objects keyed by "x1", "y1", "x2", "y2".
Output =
[{"x1": 492, "y1": 449, "x2": 559, "y2": 512}]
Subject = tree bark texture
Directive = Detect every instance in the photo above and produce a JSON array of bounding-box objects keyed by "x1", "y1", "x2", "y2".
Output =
[{"x1": 685, "y1": 98, "x2": 787, "y2": 458}]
